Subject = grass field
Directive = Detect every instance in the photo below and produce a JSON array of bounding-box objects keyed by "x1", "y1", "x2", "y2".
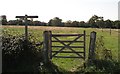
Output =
[{"x1": 2, "y1": 26, "x2": 119, "y2": 72}]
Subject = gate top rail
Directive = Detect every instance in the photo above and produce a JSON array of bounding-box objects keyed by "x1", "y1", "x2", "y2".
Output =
[{"x1": 52, "y1": 34, "x2": 84, "y2": 37}]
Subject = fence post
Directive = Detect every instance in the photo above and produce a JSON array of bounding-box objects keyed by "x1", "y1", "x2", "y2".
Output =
[
  {"x1": 43, "y1": 31, "x2": 52, "y2": 64},
  {"x1": 49, "y1": 31, "x2": 52, "y2": 59},
  {"x1": 83, "y1": 30, "x2": 86, "y2": 60},
  {"x1": 88, "y1": 31, "x2": 96, "y2": 64},
  {"x1": 110, "y1": 28, "x2": 111, "y2": 35}
]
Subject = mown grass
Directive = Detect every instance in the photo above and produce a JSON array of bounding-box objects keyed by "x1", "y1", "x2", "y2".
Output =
[{"x1": 2, "y1": 26, "x2": 119, "y2": 72}]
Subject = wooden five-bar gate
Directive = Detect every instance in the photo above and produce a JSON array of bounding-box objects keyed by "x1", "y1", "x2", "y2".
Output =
[{"x1": 43, "y1": 31, "x2": 86, "y2": 63}]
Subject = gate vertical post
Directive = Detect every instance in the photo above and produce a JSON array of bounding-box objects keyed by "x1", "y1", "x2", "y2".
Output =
[
  {"x1": 43, "y1": 31, "x2": 51, "y2": 64},
  {"x1": 83, "y1": 30, "x2": 86, "y2": 68},
  {"x1": 83, "y1": 30, "x2": 86, "y2": 60},
  {"x1": 88, "y1": 31, "x2": 96, "y2": 64},
  {"x1": 49, "y1": 31, "x2": 52, "y2": 59}
]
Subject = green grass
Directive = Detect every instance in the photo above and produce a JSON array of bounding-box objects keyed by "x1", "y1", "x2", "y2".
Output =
[{"x1": 3, "y1": 26, "x2": 118, "y2": 72}]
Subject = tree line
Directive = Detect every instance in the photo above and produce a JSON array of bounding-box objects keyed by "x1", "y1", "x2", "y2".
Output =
[{"x1": 1, "y1": 15, "x2": 120, "y2": 29}]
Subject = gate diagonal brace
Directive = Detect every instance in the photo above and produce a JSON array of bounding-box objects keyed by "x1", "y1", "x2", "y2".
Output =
[{"x1": 52, "y1": 35, "x2": 83, "y2": 57}]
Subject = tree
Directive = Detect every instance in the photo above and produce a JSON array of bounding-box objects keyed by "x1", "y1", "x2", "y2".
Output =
[
  {"x1": 1, "y1": 15, "x2": 7, "y2": 25},
  {"x1": 8, "y1": 20, "x2": 17, "y2": 25},
  {"x1": 64, "y1": 20, "x2": 72, "y2": 27},
  {"x1": 95, "y1": 17, "x2": 105, "y2": 32},
  {"x1": 72, "y1": 21, "x2": 79, "y2": 27},
  {"x1": 78, "y1": 21, "x2": 86, "y2": 27},
  {"x1": 104, "y1": 19, "x2": 113, "y2": 35},
  {"x1": 104, "y1": 19, "x2": 113, "y2": 28},
  {"x1": 96, "y1": 17, "x2": 104, "y2": 28},
  {"x1": 113, "y1": 20, "x2": 120, "y2": 29},
  {"x1": 88, "y1": 15, "x2": 99, "y2": 28},
  {"x1": 16, "y1": 19, "x2": 24, "y2": 25},
  {"x1": 48, "y1": 17, "x2": 63, "y2": 26},
  {"x1": 88, "y1": 15, "x2": 105, "y2": 28},
  {"x1": 48, "y1": 19, "x2": 52, "y2": 26}
]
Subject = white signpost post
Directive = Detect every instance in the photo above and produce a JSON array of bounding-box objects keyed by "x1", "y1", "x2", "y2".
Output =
[
  {"x1": 118, "y1": 1, "x2": 120, "y2": 20},
  {"x1": 118, "y1": 1, "x2": 120, "y2": 62},
  {"x1": 0, "y1": 16, "x2": 2, "y2": 74}
]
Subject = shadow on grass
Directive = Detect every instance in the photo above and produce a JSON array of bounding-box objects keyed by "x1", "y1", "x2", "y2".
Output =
[
  {"x1": 42, "y1": 61, "x2": 68, "y2": 74},
  {"x1": 2, "y1": 59, "x2": 69, "y2": 74},
  {"x1": 42, "y1": 61, "x2": 86, "y2": 74},
  {"x1": 75, "y1": 59, "x2": 120, "y2": 73}
]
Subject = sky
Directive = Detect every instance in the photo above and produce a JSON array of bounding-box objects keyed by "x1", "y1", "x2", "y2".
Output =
[
  {"x1": 0, "y1": 0, "x2": 119, "y2": 22},
  {"x1": 118, "y1": 1, "x2": 120, "y2": 20}
]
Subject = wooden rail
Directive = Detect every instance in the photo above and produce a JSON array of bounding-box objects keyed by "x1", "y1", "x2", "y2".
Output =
[{"x1": 52, "y1": 34, "x2": 84, "y2": 37}]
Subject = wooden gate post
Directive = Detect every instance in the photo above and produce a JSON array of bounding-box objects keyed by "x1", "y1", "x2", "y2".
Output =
[
  {"x1": 43, "y1": 31, "x2": 52, "y2": 64},
  {"x1": 88, "y1": 31, "x2": 97, "y2": 64},
  {"x1": 83, "y1": 30, "x2": 86, "y2": 60}
]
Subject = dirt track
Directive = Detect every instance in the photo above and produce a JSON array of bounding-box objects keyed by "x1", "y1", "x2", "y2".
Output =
[
  {"x1": 2, "y1": 26, "x2": 81, "y2": 31},
  {"x1": 2, "y1": 25, "x2": 119, "y2": 32}
]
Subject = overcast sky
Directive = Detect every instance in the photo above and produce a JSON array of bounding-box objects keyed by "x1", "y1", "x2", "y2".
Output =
[{"x1": 0, "y1": 0, "x2": 119, "y2": 22}]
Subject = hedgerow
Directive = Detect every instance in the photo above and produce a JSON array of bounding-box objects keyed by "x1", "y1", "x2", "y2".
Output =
[{"x1": 2, "y1": 30, "x2": 43, "y2": 72}]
